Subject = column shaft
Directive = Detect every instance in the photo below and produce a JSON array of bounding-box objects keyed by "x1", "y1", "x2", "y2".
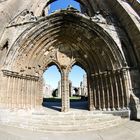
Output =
[
  {"x1": 96, "y1": 74, "x2": 101, "y2": 110},
  {"x1": 113, "y1": 71, "x2": 120, "y2": 110},
  {"x1": 108, "y1": 72, "x2": 115, "y2": 110},
  {"x1": 100, "y1": 74, "x2": 106, "y2": 110},
  {"x1": 104, "y1": 73, "x2": 110, "y2": 110},
  {"x1": 121, "y1": 69, "x2": 129, "y2": 109},
  {"x1": 88, "y1": 75, "x2": 95, "y2": 111},
  {"x1": 61, "y1": 70, "x2": 69, "y2": 112}
]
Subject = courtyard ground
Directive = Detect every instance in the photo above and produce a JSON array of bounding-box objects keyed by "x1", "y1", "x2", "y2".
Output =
[
  {"x1": 0, "y1": 101, "x2": 140, "y2": 140},
  {"x1": 0, "y1": 120, "x2": 140, "y2": 140}
]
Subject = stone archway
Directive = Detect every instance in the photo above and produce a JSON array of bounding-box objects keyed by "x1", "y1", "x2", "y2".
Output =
[
  {"x1": 41, "y1": 47, "x2": 92, "y2": 112},
  {"x1": 0, "y1": 9, "x2": 132, "y2": 112}
]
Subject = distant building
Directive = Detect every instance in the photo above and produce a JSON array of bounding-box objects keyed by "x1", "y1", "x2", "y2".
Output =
[
  {"x1": 43, "y1": 83, "x2": 53, "y2": 98},
  {"x1": 79, "y1": 74, "x2": 88, "y2": 97}
]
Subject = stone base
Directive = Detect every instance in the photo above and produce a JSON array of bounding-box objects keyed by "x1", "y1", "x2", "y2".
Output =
[
  {"x1": 0, "y1": 108, "x2": 128, "y2": 132},
  {"x1": 102, "y1": 110, "x2": 130, "y2": 118}
]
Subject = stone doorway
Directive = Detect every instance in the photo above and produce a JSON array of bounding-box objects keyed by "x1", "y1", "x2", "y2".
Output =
[
  {"x1": 41, "y1": 61, "x2": 90, "y2": 112},
  {"x1": 69, "y1": 65, "x2": 88, "y2": 110},
  {"x1": 0, "y1": 10, "x2": 132, "y2": 113},
  {"x1": 42, "y1": 64, "x2": 61, "y2": 111}
]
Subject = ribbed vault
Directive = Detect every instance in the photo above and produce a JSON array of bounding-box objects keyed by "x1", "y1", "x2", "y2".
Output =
[{"x1": 5, "y1": 11, "x2": 125, "y2": 74}]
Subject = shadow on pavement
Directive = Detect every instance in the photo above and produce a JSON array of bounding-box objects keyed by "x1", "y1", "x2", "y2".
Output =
[{"x1": 42, "y1": 98, "x2": 88, "y2": 111}]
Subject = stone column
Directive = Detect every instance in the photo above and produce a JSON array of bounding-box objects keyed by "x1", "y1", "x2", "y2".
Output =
[
  {"x1": 95, "y1": 74, "x2": 101, "y2": 110},
  {"x1": 12, "y1": 77, "x2": 16, "y2": 108},
  {"x1": 88, "y1": 75, "x2": 95, "y2": 111},
  {"x1": 30, "y1": 80, "x2": 34, "y2": 108},
  {"x1": 35, "y1": 80, "x2": 41, "y2": 109},
  {"x1": 17, "y1": 78, "x2": 21, "y2": 108},
  {"x1": 61, "y1": 68, "x2": 69, "y2": 112},
  {"x1": 32, "y1": 80, "x2": 35, "y2": 108},
  {"x1": 34, "y1": 81, "x2": 37, "y2": 108},
  {"x1": 121, "y1": 68, "x2": 129, "y2": 109},
  {"x1": 13, "y1": 77, "x2": 18, "y2": 109},
  {"x1": 100, "y1": 73, "x2": 106, "y2": 111},
  {"x1": 113, "y1": 70, "x2": 120, "y2": 110},
  {"x1": 23, "y1": 78, "x2": 27, "y2": 109},
  {"x1": 1, "y1": 76, "x2": 8, "y2": 108},
  {"x1": 7, "y1": 76, "x2": 11, "y2": 108},
  {"x1": 108, "y1": 71, "x2": 115, "y2": 111},
  {"x1": 92, "y1": 74, "x2": 97, "y2": 109},
  {"x1": 104, "y1": 72, "x2": 110, "y2": 110},
  {"x1": 21, "y1": 78, "x2": 24, "y2": 109},
  {"x1": 116, "y1": 70, "x2": 124, "y2": 109},
  {"x1": 24, "y1": 78, "x2": 28, "y2": 109},
  {"x1": 9, "y1": 76, "x2": 14, "y2": 108},
  {"x1": 38, "y1": 78, "x2": 43, "y2": 108}
]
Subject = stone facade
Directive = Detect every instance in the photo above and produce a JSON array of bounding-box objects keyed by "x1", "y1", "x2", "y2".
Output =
[
  {"x1": 43, "y1": 83, "x2": 53, "y2": 98},
  {"x1": 0, "y1": 0, "x2": 139, "y2": 117},
  {"x1": 79, "y1": 74, "x2": 88, "y2": 97}
]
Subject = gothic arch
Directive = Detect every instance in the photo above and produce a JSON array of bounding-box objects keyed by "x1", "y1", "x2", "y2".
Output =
[
  {"x1": 0, "y1": 10, "x2": 132, "y2": 111},
  {"x1": 43, "y1": 60, "x2": 62, "y2": 75},
  {"x1": 4, "y1": 12, "x2": 126, "y2": 72}
]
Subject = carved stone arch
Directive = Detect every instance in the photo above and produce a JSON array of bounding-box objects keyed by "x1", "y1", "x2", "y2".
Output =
[
  {"x1": 0, "y1": 10, "x2": 133, "y2": 112},
  {"x1": 67, "y1": 59, "x2": 89, "y2": 75},
  {"x1": 4, "y1": 12, "x2": 127, "y2": 72},
  {"x1": 42, "y1": 60, "x2": 62, "y2": 76}
]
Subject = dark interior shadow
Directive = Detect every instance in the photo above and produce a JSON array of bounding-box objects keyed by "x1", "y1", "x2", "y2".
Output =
[
  {"x1": 42, "y1": 102, "x2": 61, "y2": 111},
  {"x1": 70, "y1": 101, "x2": 88, "y2": 110},
  {"x1": 131, "y1": 119, "x2": 140, "y2": 122}
]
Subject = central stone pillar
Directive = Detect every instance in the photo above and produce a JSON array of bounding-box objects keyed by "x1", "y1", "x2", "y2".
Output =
[
  {"x1": 88, "y1": 75, "x2": 95, "y2": 111},
  {"x1": 61, "y1": 67, "x2": 70, "y2": 112}
]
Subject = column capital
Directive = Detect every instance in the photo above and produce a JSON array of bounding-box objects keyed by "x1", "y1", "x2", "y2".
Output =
[{"x1": 61, "y1": 65, "x2": 67, "y2": 70}]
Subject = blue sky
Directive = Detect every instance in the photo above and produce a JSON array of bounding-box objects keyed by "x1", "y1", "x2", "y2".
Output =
[
  {"x1": 49, "y1": 0, "x2": 80, "y2": 13},
  {"x1": 45, "y1": 0, "x2": 83, "y2": 89},
  {"x1": 43, "y1": 65, "x2": 86, "y2": 89},
  {"x1": 48, "y1": 0, "x2": 140, "y2": 14}
]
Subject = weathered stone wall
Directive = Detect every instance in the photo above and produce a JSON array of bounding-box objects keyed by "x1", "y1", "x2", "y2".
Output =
[
  {"x1": 130, "y1": 70, "x2": 140, "y2": 98},
  {"x1": 0, "y1": 70, "x2": 42, "y2": 109},
  {"x1": 106, "y1": 0, "x2": 140, "y2": 67}
]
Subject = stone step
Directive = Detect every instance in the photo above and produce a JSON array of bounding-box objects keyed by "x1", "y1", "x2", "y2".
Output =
[
  {"x1": 14, "y1": 116, "x2": 121, "y2": 126},
  {"x1": 0, "y1": 110, "x2": 128, "y2": 132},
  {"x1": 7, "y1": 118, "x2": 124, "y2": 132},
  {"x1": 3, "y1": 117, "x2": 124, "y2": 132},
  {"x1": 6, "y1": 114, "x2": 119, "y2": 124}
]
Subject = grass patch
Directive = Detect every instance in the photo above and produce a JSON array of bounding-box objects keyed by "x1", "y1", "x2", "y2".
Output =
[{"x1": 43, "y1": 96, "x2": 87, "y2": 102}]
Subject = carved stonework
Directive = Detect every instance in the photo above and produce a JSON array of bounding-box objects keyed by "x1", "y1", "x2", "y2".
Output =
[
  {"x1": 56, "y1": 45, "x2": 72, "y2": 66},
  {"x1": 2, "y1": 70, "x2": 39, "y2": 81},
  {"x1": 8, "y1": 9, "x2": 37, "y2": 27},
  {"x1": 0, "y1": 0, "x2": 139, "y2": 117}
]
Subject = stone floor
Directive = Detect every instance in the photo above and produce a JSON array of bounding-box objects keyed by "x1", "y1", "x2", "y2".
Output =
[
  {"x1": 0, "y1": 120, "x2": 140, "y2": 140},
  {"x1": 0, "y1": 101, "x2": 140, "y2": 140}
]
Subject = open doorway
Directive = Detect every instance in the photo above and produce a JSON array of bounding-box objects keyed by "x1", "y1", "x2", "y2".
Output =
[
  {"x1": 42, "y1": 65, "x2": 61, "y2": 111},
  {"x1": 69, "y1": 65, "x2": 88, "y2": 110}
]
